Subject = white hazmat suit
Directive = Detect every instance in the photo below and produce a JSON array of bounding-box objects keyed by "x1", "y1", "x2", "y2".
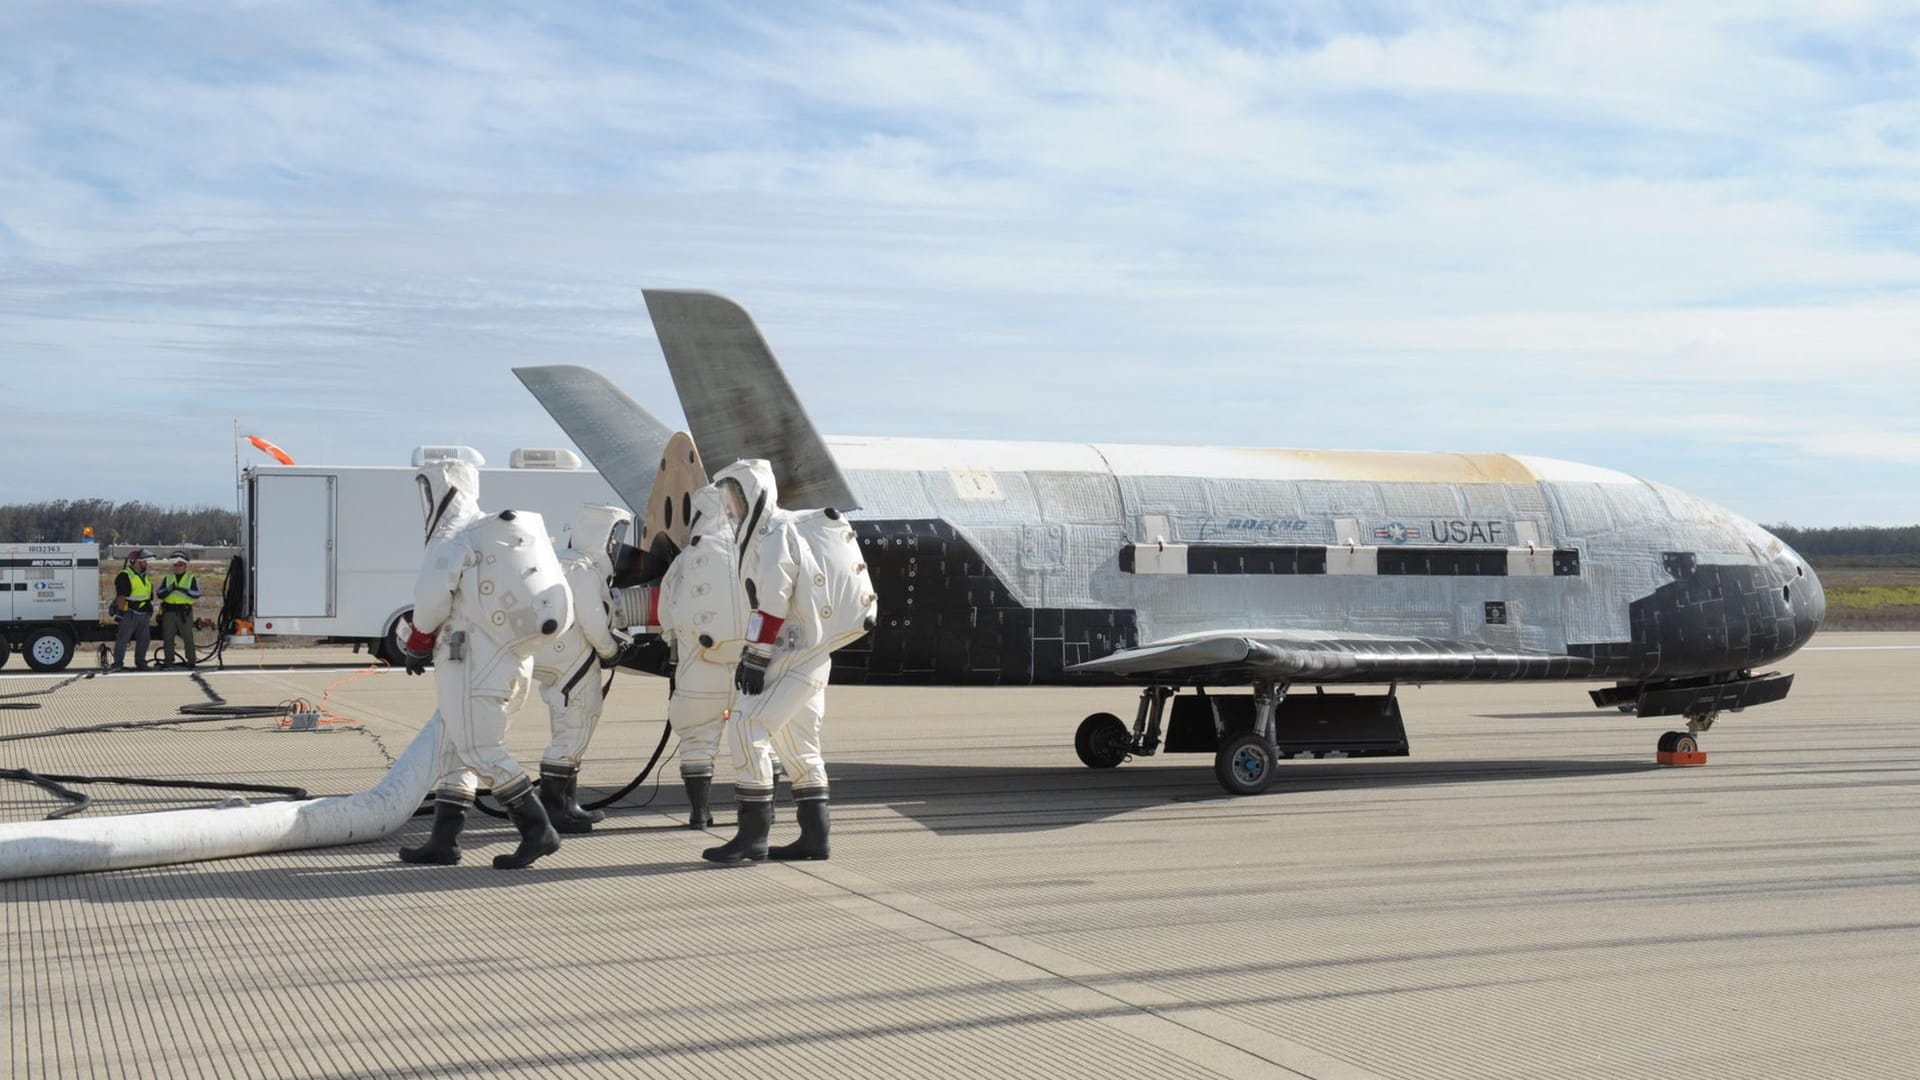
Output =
[
  {"x1": 396, "y1": 458, "x2": 574, "y2": 870},
  {"x1": 531, "y1": 503, "x2": 631, "y2": 834},
  {"x1": 703, "y1": 459, "x2": 875, "y2": 864},
  {"x1": 656, "y1": 484, "x2": 746, "y2": 828}
]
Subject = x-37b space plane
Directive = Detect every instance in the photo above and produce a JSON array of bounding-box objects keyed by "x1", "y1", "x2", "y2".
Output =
[{"x1": 516, "y1": 291, "x2": 1825, "y2": 796}]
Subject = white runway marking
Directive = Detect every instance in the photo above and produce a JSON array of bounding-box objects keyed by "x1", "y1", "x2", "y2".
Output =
[
  {"x1": 0, "y1": 666, "x2": 392, "y2": 682},
  {"x1": 1804, "y1": 644, "x2": 1920, "y2": 652}
]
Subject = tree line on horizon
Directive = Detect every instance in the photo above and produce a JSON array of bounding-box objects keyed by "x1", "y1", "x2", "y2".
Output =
[
  {"x1": 0, "y1": 499, "x2": 240, "y2": 547},
  {"x1": 1767, "y1": 523, "x2": 1920, "y2": 558},
  {"x1": 1, "y1": 498, "x2": 1917, "y2": 556}
]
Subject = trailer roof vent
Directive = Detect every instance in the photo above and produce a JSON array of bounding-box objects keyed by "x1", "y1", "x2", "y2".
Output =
[
  {"x1": 509, "y1": 447, "x2": 582, "y2": 470},
  {"x1": 411, "y1": 445, "x2": 486, "y2": 468}
]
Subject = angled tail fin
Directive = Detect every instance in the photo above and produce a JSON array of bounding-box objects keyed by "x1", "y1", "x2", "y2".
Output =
[
  {"x1": 642, "y1": 290, "x2": 858, "y2": 512},
  {"x1": 512, "y1": 364, "x2": 674, "y2": 518}
]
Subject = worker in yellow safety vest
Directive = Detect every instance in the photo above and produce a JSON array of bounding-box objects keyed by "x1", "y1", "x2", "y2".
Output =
[
  {"x1": 112, "y1": 549, "x2": 154, "y2": 671},
  {"x1": 155, "y1": 551, "x2": 201, "y2": 668}
]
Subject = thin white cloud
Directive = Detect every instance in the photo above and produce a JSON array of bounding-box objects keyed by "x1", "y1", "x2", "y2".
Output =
[{"x1": 0, "y1": 1, "x2": 1915, "y2": 524}]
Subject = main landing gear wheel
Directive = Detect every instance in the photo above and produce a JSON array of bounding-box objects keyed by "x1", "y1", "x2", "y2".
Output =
[
  {"x1": 1657, "y1": 731, "x2": 1699, "y2": 755},
  {"x1": 1215, "y1": 732, "x2": 1277, "y2": 796},
  {"x1": 1074, "y1": 712, "x2": 1131, "y2": 769}
]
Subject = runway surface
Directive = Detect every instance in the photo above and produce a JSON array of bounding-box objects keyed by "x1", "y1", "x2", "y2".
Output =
[{"x1": 4, "y1": 634, "x2": 1917, "y2": 1079}]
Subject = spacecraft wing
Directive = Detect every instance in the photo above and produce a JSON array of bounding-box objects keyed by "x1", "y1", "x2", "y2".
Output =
[{"x1": 1069, "y1": 628, "x2": 1574, "y2": 684}]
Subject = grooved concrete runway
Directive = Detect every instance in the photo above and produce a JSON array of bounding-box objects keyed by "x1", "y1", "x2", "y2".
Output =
[{"x1": 4, "y1": 635, "x2": 1917, "y2": 1079}]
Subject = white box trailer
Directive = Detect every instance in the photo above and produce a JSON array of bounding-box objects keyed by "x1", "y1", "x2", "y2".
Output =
[
  {"x1": 243, "y1": 454, "x2": 621, "y2": 660},
  {"x1": 0, "y1": 542, "x2": 112, "y2": 671}
]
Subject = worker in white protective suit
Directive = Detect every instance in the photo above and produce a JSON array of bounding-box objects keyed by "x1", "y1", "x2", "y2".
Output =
[
  {"x1": 530, "y1": 504, "x2": 633, "y2": 834},
  {"x1": 395, "y1": 458, "x2": 575, "y2": 870},
  {"x1": 655, "y1": 483, "x2": 747, "y2": 828},
  {"x1": 702, "y1": 459, "x2": 875, "y2": 865}
]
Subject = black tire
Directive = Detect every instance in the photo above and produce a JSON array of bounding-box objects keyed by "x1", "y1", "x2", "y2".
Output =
[
  {"x1": 1215, "y1": 732, "x2": 1277, "y2": 796},
  {"x1": 24, "y1": 627, "x2": 75, "y2": 673},
  {"x1": 0, "y1": 635, "x2": 10, "y2": 669},
  {"x1": 374, "y1": 611, "x2": 412, "y2": 667},
  {"x1": 1074, "y1": 712, "x2": 1131, "y2": 769},
  {"x1": 1672, "y1": 733, "x2": 1698, "y2": 755}
]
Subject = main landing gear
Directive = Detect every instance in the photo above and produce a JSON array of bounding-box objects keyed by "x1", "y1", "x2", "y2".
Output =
[
  {"x1": 1076, "y1": 681, "x2": 1313, "y2": 796},
  {"x1": 1074, "y1": 685, "x2": 1176, "y2": 770}
]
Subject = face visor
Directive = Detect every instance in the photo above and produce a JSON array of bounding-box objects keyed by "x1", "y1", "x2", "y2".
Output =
[
  {"x1": 718, "y1": 478, "x2": 749, "y2": 528},
  {"x1": 418, "y1": 475, "x2": 435, "y2": 533}
]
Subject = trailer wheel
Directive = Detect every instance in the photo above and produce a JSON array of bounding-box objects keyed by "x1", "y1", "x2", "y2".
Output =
[
  {"x1": 374, "y1": 611, "x2": 412, "y2": 668},
  {"x1": 0, "y1": 635, "x2": 10, "y2": 669},
  {"x1": 24, "y1": 628, "x2": 75, "y2": 672}
]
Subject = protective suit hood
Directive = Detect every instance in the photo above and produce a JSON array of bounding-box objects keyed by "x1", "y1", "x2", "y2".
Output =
[
  {"x1": 417, "y1": 459, "x2": 481, "y2": 541},
  {"x1": 684, "y1": 484, "x2": 737, "y2": 547},
  {"x1": 564, "y1": 503, "x2": 634, "y2": 581},
  {"x1": 712, "y1": 458, "x2": 779, "y2": 538}
]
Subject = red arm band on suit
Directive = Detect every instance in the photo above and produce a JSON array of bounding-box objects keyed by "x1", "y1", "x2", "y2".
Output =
[
  {"x1": 746, "y1": 610, "x2": 784, "y2": 644},
  {"x1": 402, "y1": 624, "x2": 438, "y2": 653}
]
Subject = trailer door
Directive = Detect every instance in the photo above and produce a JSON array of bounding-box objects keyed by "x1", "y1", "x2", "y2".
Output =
[{"x1": 254, "y1": 474, "x2": 336, "y2": 618}]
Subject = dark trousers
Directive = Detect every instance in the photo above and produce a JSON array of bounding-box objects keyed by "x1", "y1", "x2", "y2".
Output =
[
  {"x1": 114, "y1": 610, "x2": 151, "y2": 668},
  {"x1": 160, "y1": 607, "x2": 197, "y2": 667}
]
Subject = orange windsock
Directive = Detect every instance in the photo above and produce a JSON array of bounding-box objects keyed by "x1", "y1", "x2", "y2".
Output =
[{"x1": 246, "y1": 435, "x2": 295, "y2": 466}]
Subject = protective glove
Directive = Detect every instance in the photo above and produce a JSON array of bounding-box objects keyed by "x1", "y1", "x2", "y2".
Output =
[
  {"x1": 621, "y1": 637, "x2": 675, "y2": 677},
  {"x1": 393, "y1": 617, "x2": 437, "y2": 676},
  {"x1": 734, "y1": 645, "x2": 771, "y2": 696}
]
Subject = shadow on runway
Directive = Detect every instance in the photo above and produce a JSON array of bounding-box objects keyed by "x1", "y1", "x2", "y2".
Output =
[
  {"x1": 762, "y1": 755, "x2": 1665, "y2": 837},
  {"x1": 1476, "y1": 710, "x2": 1629, "y2": 720},
  {"x1": 7, "y1": 756, "x2": 1661, "y2": 905},
  {"x1": 6, "y1": 820, "x2": 736, "y2": 907}
]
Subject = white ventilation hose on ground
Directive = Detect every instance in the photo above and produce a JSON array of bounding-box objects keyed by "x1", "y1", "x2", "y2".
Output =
[{"x1": 0, "y1": 713, "x2": 441, "y2": 881}]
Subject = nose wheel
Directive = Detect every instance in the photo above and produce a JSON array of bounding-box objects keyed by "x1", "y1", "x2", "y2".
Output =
[{"x1": 1656, "y1": 730, "x2": 1706, "y2": 766}]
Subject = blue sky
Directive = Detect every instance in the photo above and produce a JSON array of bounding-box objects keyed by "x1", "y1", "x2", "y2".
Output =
[{"x1": 1, "y1": 1, "x2": 1915, "y2": 525}]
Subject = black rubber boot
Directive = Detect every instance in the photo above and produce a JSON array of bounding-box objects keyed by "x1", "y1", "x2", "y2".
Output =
[
  {"x1": 538, "y1": 765, "x2": 600, "y2": 835},
  {"x1": 567, "y1": 772, "x2": 606, "y2": 824},
  {"x1": 769, "y1": 790, "x2": 830, "y2": 861},
  {"x1": 399, "y1": 799, "x2": 467, "y2": 866},
  {"x1": 493, "y1": 784, "x2": 561, "y2": 870},
  {"x1": 702, "y1": 792, "x2": 771, "y2": 865},
  {"x1": 683, "y1": 774, "x2": 714, "y2": 829}
]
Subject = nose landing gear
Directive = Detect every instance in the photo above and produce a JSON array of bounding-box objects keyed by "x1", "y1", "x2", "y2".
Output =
[{"x1": 1656, "y1": 711, "x2": 1714, "y2": 765}]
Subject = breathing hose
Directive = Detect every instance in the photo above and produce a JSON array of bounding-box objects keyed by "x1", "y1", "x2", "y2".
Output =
[{"x1": 469, "y1": 665, "x2": 676, "y2": 818}]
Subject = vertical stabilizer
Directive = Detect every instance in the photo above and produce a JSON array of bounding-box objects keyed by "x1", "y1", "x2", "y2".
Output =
[
  {"x1": 642, "y1": 290, "x2": 859, "y2": 511},
  {"x1": 513, "y1": 364, "x2": 674, "y2": 517}
]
